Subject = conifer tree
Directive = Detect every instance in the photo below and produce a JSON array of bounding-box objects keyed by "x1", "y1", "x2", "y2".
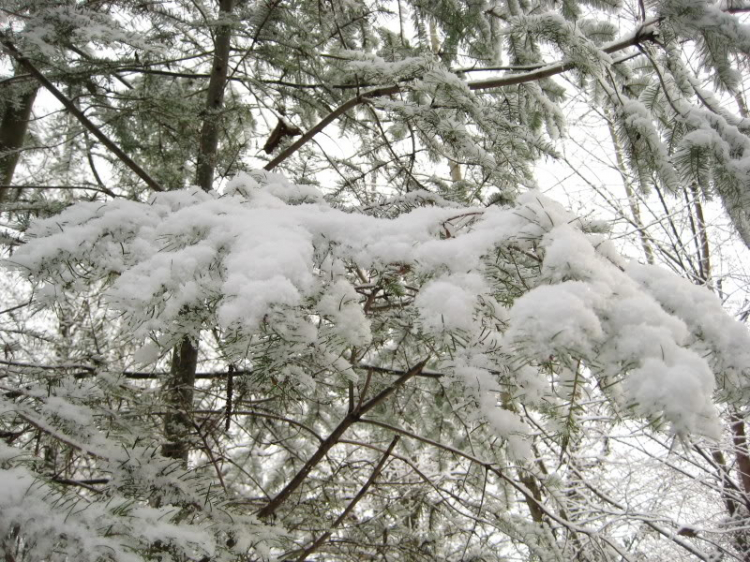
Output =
[{"x1": 2, "y1": 1, "x2": 750, "y2": 561}]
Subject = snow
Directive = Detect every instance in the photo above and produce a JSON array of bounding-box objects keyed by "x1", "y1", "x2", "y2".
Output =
[
  {"x1": 505, "y1": 281, "x2": 605, "y2": 359},
  {"x1": 9, "y1": 172, "x2": 750, "y2": 439},
  {"x1": 625, "y1": 352, "x2": 718, "y2": 438},
  {"x1": 133, "y1": 341, "x2": 161, "y2": 365},
  {"x1": 628, "y1": 262, "x2": 750, "y2": 400},
  {"x1": 416, "y1": 273, "x2": 490, "y2": 333},
  {"x1": 318, "y1": 279, "x2": 372, "y2": 347},
  {"x1": 0, "y1": 458, "x2": 226, "y2": 562},
  {"x1": 0, "y1": 466, "x2": 34, "y2": 506}
]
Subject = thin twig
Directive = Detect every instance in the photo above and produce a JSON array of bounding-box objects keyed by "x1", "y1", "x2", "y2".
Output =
[{"x1": 0, "y1": 300, "x2": 32, "y2": 316}]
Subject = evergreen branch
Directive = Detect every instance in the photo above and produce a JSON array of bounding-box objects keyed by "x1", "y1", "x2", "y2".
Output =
[
  {"x1": 14, "y1": 412, "x2": 110, "y2": 460},
  {"x1": 0, "y1": 34, "x2": 164, "y2": 193},
  {"x1": 51, "y1": 477, "x2": 109, "y2": 492},
  {"x1": 264, "y1": 21, "x2": 660, "y2": 171},
  {"x1": 231, "y1": 410, "x2": 325, "y2": 442},
  {"x1": 0, "y1": 360, "x2": 444, "y2": 380},
  {"x1": 0, "y1": 184, "x2": 115, "y2": 193}
]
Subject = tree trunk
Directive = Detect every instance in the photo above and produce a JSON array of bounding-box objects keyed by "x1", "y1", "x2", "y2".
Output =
[
  {"x1": 195, "y1": 0, "x2": 234, "y2": 192},
  {"x1": 161, "y1": 337, "x2": 199, "y2": 462},
  {"x1": 162, "y1": 0, "x2": 234, "y2": 463},
  {"x1": 0, "y1": 70, "x2": 38, "y2": 202},
  {"x1": 731, "y1": 413, "x2": 750, "y2": 499}
]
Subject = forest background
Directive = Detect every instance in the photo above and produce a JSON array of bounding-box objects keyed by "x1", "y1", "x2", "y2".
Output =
[{"x1": 2, "y1": 0, "x2": 750, "y2": 561}]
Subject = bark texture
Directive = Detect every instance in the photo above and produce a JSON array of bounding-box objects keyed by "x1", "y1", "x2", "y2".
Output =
[{"x1": 0, "y1": 71, "x2": 38, "y2": 202}]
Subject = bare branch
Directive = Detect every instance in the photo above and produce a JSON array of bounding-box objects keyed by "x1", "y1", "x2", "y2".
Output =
[
  {"x1": 256, "y1": 358, "x2": 427, "y2": 519},
  {"x1": 296, "y1": 436, "x2": 400, "y2": 561}
]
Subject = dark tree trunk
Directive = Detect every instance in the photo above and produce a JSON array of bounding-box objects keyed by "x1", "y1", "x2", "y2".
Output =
[
  {"x1": 162, "y1": 0, "x2": 234, "y2": 463},
  {"x1": 0, "y1": 71, "x2": 38, "y2": 202},
  {"x1": 161, "y1": 337, "x2": 199, "y2": 462},
  {"x1": 195, "y1": 0, "x2": 234, "y2": 192}
]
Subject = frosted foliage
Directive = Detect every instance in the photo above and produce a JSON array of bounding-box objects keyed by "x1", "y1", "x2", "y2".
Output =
[
  {"x1": 0, "y1": 444, "x2": 284, "y2": 562},
  {"x1": 5, "y1": 0, "x2": 750, "y2": 559},
  {"x1": 670, "y1": 105, "x2": 750, "y2": 247},
  {"x1": 628, "y1": 263, "x2": 750, "y2": 399},
  {"x1": 340, "y1": 52, "x2": 433, "y2": 83},
  {"x1": 7, "y1": 2, "x2": 152, "y2": 59},
  {"x1": 11, "y1": 172, "x2": 750, "y2": 439},
  {"x1": 618, "y1": 99, "x2": 680, "y2": 191}
]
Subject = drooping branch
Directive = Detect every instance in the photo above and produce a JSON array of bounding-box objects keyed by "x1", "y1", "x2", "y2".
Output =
[
  {"x1": 263, "y1": 85, "x2": 399, "y2": 171},
  {"x1": 15, "y1": 411, "x2": 110, "y2": 461},
  {"x1": 0, "y1": 33, "x2": 164, "y2": 193}
]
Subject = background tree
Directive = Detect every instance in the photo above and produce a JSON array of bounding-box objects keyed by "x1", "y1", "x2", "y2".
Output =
[{"x1": 2, "y1": 1, "x2": 750, "y2": 561}]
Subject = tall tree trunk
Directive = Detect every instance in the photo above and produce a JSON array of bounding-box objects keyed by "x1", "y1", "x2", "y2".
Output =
[
  {"x1": 161, "y1": 0, "x2": 234, "y2": 463},
  {"x1": 731, "y1": 413, "x2": 750, "y2": 499},
  {"x1": 195, "y1": 0, "x2": 234, "y2": 192},
  {"x1": 0, "y1": 70, "x2": 38, "y2": 203}
]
